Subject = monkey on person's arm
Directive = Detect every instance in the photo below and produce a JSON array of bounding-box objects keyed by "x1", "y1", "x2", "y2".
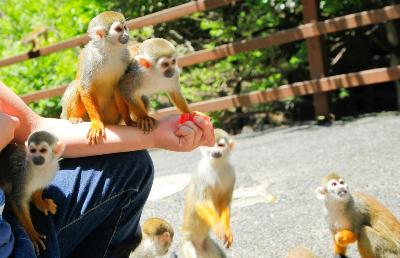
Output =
[
  {"x1": 316, "y1": 173, "x2": 400, "y2": 258},
  {"x1": 0, "y1": 131, "x2": 65, "y2": 254},
  {"x1": 179, "y1": 129, "x2": 235, "y2": 258},
  {"x1": 119, "y1": 38, "x2": 191, "y2": 133},
  {"x1": 61, "y1": 11, "x2": 132, "y2": 144}
]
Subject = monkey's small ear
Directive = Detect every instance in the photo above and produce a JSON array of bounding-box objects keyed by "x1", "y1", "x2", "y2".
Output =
[
  {"x1": 228, "y1": 139, "x2": 236, "y2": 150},
  {"x1": 135, "y1": 55, "x2": 152, "y2": 69},
  {"x1": 159, "y1": 231, "x2": 171, "y2": 243},
  {"x1": 25, "y1": 141, "x2": 29, "y2": 148},
  {"x1": 89, "y1": 26, "x2": 106, "y2": 40},
  {"x1": 53, "y1": 142, "x2": 66, "y2": 157},
  {"x1": 315, "y1": 186, "x2": 327, "y2": 200}
]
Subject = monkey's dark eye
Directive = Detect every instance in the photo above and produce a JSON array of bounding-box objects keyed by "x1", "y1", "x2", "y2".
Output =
[
  {"x1": 218, "y1": 143, "x2": 225, "y2": 147},
  {"x1": 171, "y1": 59, "x2": 176, "y2": 65},
  {"x1": 39, "y1": 148, "x2": 47, "y2": 154},
  {"x1": 161, "y1": 62, "x2": 169, "y2": 68},
  {"x1": 115, "y1": 26, "x2": 123, "y2": 32},
  {"x1": 332, "y1": 182, "x2": 337, "y2": 186},
  {"x1": 30, "y1": 148, "x2": 37, "y2": 153},
  {"x1": 124, "y1": 25, "x2": 127, "y2": 30},
  {"x1": 339, "y1": 180, "x2": 344, "y2": 185}
]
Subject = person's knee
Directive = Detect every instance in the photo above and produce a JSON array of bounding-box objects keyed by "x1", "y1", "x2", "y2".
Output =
[{"x1": 116, "y1": 150, "x2": 154, "y2": 193}]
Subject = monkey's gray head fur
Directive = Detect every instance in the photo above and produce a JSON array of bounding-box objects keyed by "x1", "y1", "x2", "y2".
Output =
[
  {"x1": 87, "y1": 11, "x2": 129, "y2": 45},
  {"x1": 26, "y1": 131, "x2": 64, "y2": 166}
]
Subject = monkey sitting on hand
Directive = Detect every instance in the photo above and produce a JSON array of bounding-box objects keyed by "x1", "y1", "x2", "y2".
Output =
[
  {"x1": 180, "y1": 129, "x2": 236, "y2": 258},
  {"x1": 61, "y1": 11, "x2": 132, "y2": 144},
  {"x1": 129, "y1": 217, "x2": 174, "y2": 258},
  {"x1": 0, "y1": 131, "x2": 65, "y2": 254},
  {"x1": 119, "y1": 38, "x2": 191, "y2": 133},
  {"x1": 316, "y1": 173, "x2": 400, "y2": 258}
]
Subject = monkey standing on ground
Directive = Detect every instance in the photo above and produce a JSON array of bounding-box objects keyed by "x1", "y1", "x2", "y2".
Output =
[
  {"x1": 0, "y1": 131, "x2": 65, "y2": 253},
  {"x1": 180, "y1": 129, "x2": 235, "y2": 258},
  {"x1": 316, "y1": 173, "x2": 400, "y2": 258},
  {"x1": 119, "y1": 38, "x2": 191, "y2": 133},
  {"x1": 129, "y1": 217, "x2": 174, "y2": 258},
  {"x1": 61, "y1": 11, "x2": 132, "y2": 144}
]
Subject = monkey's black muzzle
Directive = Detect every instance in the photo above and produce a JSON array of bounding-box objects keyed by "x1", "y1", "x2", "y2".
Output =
[
  {"x1": 164, "y1": 69, "x2": 175, "y2": 78},
  {"x1": 211, "y1": 151, "x2": 222, "y2": 158},
  {"x1": 32, "y1": 156, "x2": 45, "y2": 166},
  {"x1": 119, "y1": 34, "x2": 129, "y2": 44}
]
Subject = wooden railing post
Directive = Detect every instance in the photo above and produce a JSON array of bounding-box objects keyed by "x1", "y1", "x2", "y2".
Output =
[{"x1": 301, "y1": 0, "x2": 330, "y2": 117}]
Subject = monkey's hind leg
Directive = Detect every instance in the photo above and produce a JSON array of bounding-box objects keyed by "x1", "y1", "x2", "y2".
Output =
[
  {"x1": 10, "y1": 201, "x2": 46, "y2": 254},
  {"x1": 129, "y1": 95, "x2": 156, "y2": 133},
  {"x1": 358, "y1": 226, "x2": 400, "y2": 258},
  {"x1": 32, "y1": 189, "x2": 57, "y2": 216},
  {"x1": 61, "y1": 80, "x2": 86, "y2": 124}
]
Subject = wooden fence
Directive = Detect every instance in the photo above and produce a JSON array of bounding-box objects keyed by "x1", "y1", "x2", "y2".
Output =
[{"x1": 1, "y1": 0, "x2": 400, "y2": 117}]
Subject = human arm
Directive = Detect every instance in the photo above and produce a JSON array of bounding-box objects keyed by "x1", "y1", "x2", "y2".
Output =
[
  {"x1": 0, "y1": 81, "x2": 214, "y2": 158},
  {"x1": 0, "y1": 101, "x2": 21, "y2": 151}
]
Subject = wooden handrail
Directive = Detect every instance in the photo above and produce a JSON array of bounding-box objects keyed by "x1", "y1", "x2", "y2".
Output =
[
  {"x1": 151, "y1": 65, "x2": 400, "y2": 118},
  {"x1": 20, "y1": 4, "x2": 400, "y2": 103},
  {"x1": 0, "y1": 0, "x2": 240, "y2": 68}
]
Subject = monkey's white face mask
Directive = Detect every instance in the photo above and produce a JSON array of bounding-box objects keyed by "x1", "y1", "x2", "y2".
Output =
[
  {"x1": 316, "y1": 178, "x2": 351, "y2": 202},
  {"x1": 201, "y1": 136, "x2": 235, "y2": 162}
]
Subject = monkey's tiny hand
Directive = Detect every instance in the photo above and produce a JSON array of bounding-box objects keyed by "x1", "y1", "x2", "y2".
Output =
[
  {"x1": 36, "y1": 198, "x2": 57, "y2": 216},
  {"x1": 335, "y1": 230, "x2": 357, "y2": 246},
  {"x1": 137, "y1": 116, "x2": 157, "y2": 133},
  {"x1": 212, "y1": 222, "x2": 225, "y2": 242},
  {"x1": 87, "y1": 120, "x2": 105, "y2": 144},
  {"x1": 224, "y1": 229, "x2": 233, "y2": 248},
  {"x1": 27, "y1": 228, "x2": 46, "y2": 254}
]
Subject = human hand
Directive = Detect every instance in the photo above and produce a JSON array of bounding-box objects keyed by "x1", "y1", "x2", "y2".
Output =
[
  {"x1": 0, "y1": 100, "x2": 20, "y2": 149},
  {"x1": 151, "y1": 113, "x2": 214, "y2": 152}
]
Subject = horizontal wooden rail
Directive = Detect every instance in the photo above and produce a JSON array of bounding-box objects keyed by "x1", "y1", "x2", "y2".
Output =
[
  {"x1": 151, "y1": 65, "x2": 400, "y2": 118},
  {"x1": 179, "y1": 4, "x2": 400, "y2": 66},
  {"x1": 0, "y1": 0, "x2": 239, "y2": 68},
  {"x1": 16, "y1": 4, "x2": 400, "y2": 104}
]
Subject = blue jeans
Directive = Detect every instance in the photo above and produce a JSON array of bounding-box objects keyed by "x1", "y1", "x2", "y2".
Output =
[{"x1": 4, "y1": 150, "x2": 154, "y2": 258}]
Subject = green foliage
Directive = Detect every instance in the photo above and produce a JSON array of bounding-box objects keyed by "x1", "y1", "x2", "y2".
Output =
[{"x1": 0, "y1": 0, "x2": 397, "y2": 128}]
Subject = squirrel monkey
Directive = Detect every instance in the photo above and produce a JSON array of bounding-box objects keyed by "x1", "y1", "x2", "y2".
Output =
[
  {"x1": 180, "y1": 129, "x2": 236, "y2": 258},
  {"x1": 119, "y1": 38, "x2": 191, "y2": 132},
  {"x1": 316, "y1": 173, "x2": 400, "y2": 258},
  {"x1": 0, "y1": 131, "x2": 65, "y2": 253},
  {"x1": 129, "y1": 217, "x2": 174, "y2": 258},
  {"x1": 61, "y1": 11, "x2": 132, "y2": 144}
]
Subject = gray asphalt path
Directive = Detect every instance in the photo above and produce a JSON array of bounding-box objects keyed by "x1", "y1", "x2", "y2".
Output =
[{"x1": 141, "y1": 112, "x2": 400, "y2": 258}]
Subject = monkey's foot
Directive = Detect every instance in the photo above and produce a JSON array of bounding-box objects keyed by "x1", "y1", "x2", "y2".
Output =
[
  {"x1": 35, "y1": 198, "x2": 57, "y2": 216},
  {"x1": 68, "y1": 117, "x2": 84, "y2": 124},
  {"x1": 136, "y1": 116, "x2": 157, "y2": 133},
  {"x1": 335, "y1": 230, "x2": 357, "y2": 246},
  {"x1": 27, "y1": 228, "x2": 46, "y2": 254},
  {"x1": 87, "y1": 120, "x2": 105, "y2": 144}
]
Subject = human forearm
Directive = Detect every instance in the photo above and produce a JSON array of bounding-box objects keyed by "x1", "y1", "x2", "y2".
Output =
[{"x1": 34, "y1": 117, "x2": 155, "y2": 158}]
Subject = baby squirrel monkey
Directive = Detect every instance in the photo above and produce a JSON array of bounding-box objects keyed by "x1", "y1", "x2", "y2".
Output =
[
  {"x1": 180, "y1": 129, "x2": 236, "y2": 258},
  {"x1": 61, "y1": 11, "x2": 132, "y2": 144},
  {"x1": 129, "y1": 217, "x2": 174, "y2": 258},
  {"x1": 0, "y1": 131, "x2": 65, "y2": 253},
  {"x1": 119, "y1": 38, "x2": 191, "y2": 132},
  {"x1": 316, "y1": 173, "x2": 400, "y2": 258}
]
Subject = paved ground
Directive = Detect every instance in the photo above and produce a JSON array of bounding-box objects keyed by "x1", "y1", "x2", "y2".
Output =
[{"x1": 141, "y1": 112, "x2": 400, "y2": 258}]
